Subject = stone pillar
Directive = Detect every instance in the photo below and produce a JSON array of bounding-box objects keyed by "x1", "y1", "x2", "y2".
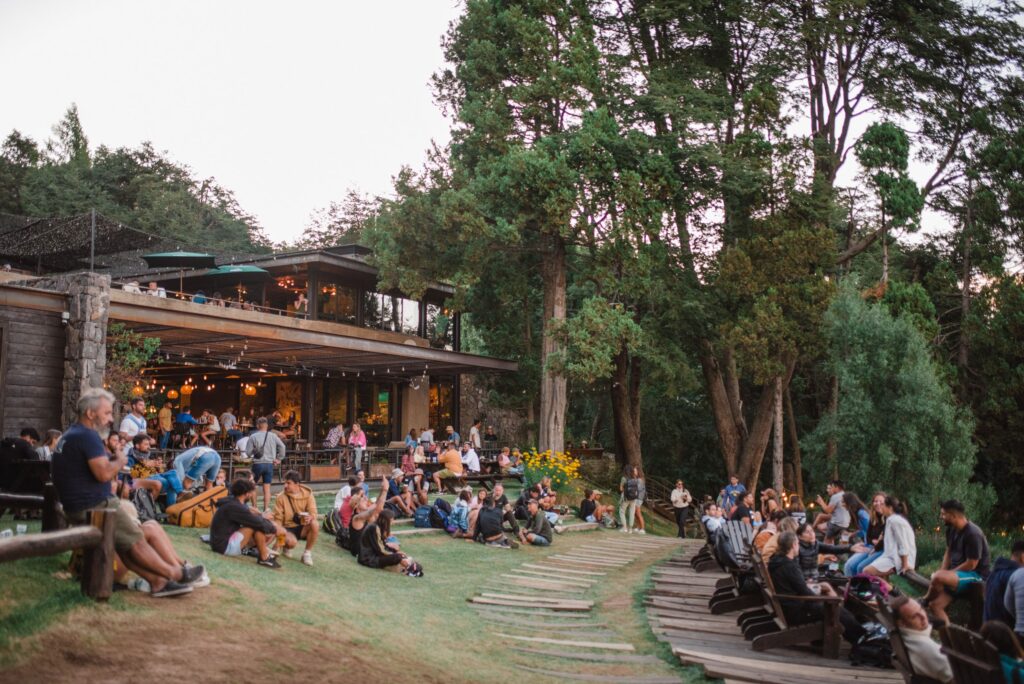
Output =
[{"x1": 61, "y1": 273, "x2": 111, "y2": 426}]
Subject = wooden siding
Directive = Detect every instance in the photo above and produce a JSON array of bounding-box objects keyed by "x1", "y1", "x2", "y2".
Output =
[{"x1": 0, "y1": 305, "x2": 65, "y2": 435}]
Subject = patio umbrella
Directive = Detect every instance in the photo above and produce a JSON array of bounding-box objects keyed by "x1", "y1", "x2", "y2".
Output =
[
  {"x1": 204, "y1": 265, "x2": 272, "y2": 303},
  {"x1": 143, "y1": 251, "x2": 218, "y2": 294}
]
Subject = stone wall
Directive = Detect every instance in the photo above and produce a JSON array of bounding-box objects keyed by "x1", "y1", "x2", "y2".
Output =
[{"x1": 458, "y1": 374, "x2": 530, "y2": 448}]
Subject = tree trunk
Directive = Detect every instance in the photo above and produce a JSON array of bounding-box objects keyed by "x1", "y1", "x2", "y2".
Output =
[
  {"x1": 538, "y1": 237, "x2": 567, "y2": 454},
  {"x1": 784, "y1": 385, "x2": 804, "y2": 500},
  {"x1": 699, "y1": 341, "x2": 741, "y2": 476},
  {"x1": 958, "y1": 206, "x2": 972, "y2": 387},
  {"x1": 772, "y1": 377, "x2": 784, "y2": 493},
  {"x1": 610, "y1": 345, "x2": 643, "y2": 474},
  {"x1": 825, "y1": 375, "x2": 838, "y2": 475}
]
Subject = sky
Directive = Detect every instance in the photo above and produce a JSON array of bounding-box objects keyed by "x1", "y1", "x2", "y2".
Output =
[{"x1": 0, "y1": 0, "x2": 462, "y2": 243}]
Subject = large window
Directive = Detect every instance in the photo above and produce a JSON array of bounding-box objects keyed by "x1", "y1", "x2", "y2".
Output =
[
  {"x1": 355, "y1": 382, "x2": 395, "y2": 446},
  {"x1": 429, "y1": 376, "x2": 456, "y2": 433},
  {"x1": 317, "y1": 281, "x2": 357, "y2": 324},
  {"x1": 313, "y1": 379, "x2": 350, "y2": 441},
  {"x1": 425, "y1": 303, "x2": 454, "y2": 350},
  {"x1": 363, "y1": 293, "x2": 420, "y2": 336}
]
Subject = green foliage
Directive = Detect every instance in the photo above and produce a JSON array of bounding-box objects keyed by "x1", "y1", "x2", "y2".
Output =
[
  {"x1": 880, "y1": 280, "x2": 939, "y2": 342},
  {"x1": 854, "y1": 123, "x2": 923, "y2": 232},
  {"x1": 805, "y1": 288, "x2": 993, "y2": 525},
  {"x1": 105, "y1": 323, "x2": 161, "y2": 402},
  {"x1": 549, "y1": 297, "x2": 642, "y2": 381}
]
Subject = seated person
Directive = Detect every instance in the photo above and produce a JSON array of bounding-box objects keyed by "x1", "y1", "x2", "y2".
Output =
[
  {"x1": 198, "y1": 410, "x2": 219, "y2": 446},
  {"x1": 517, "y1": 499, "x2": 554, "y2": 547},
  {"x1": 796, "y1": 522, "x2": 863, "y2": 579},
  {"x1": 985, "y1": 540, "x2": 1024, "y2": 626},
  {"x1": 579, "y1": 489, "x2": 614, "y2": 525},
  {"x1": 514, "y1": 485, "x2": 542, "y2": 520},
  {"x1": 174, "y1": 407, "x2": 199, "y2": 447},
  {"x1": 460, "y1": 443, "x2": 481, "y2": 474},
  {"x1": 384, "y1": 468, "x2": 415, "y2": 517},
  {"x1": 172, "y1": 445, "x2": 222, "y2": 491},
  {"x1": 473, "y1": 494, "x2": 517, "y2": 548},
  {"x1": 760, "y1": 516, "x2": 799, "y2": 561},
  {"x1": 210, "y1": 478, "x2": 280, "y2": 569},
  {"x1": 126, "y1": 434, "x2": 181, "y2": 504},
  {"x1": 450, "y1": 489, "x2": 473, "y2": 538},
  {"x1": 889, "y1": 596, "x2": 953, "y2": 683},
  {"x1": 921, "y1": 499, "x2": 991, "y2": 625},
  {"x1": 271, "y1": 470, "x2": 317, "y2": 566},
  {"x1": 491, "y1": 482, "x2": 520, "y2": 536},
  {"x1": 431, "y1": 443, "x2": 464, "y2": 492},
  {"x1": 1006, "y1": 558, "x2": 1024, "y2": 641},
  {"x1": 768, "y1": 531, "x2": 865, "y2": 645},
  {"x1": 334, "y1": 475, "x2": 358, "y2": 511},
  {"x1": 980, "y1": 621, "x2": 1024, "y2": 683},
  {"x1": 359, "y1": 509, "x2": 414, "y2": 573},
  {"x1": 404, "y1": 469, "x2": 430, "y2": 507},
  {"x1": 53, "y1": 388, "x2": 205, "y2": 597},
  {"x1": 730, "y1": 492, "x2": 755, "y2": 525},
  {"x1": 496, "y1": 446, "x2": 512, "y2": 474},
  {"x1": 507, "y1": 448, "x2": 524, "y2": 476},
  {"x1": 752, "y1": 510, "x2": 789, "y2": 557},
  {"x1": 813, "y1": 480, "x2": 851, "y2": 542},
  {"x1": 701, "y1": 502, "x2": 726, "y2": 540},
  {"x1": 864, "y1": 495, "x2": 916, "y2": 579},
  {"x1": 347, "y1": 477, "x2": 389, "y2": 556}
]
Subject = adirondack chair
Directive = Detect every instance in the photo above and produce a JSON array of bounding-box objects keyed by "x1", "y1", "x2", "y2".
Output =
[
  {"x1": 708, "y1": 521, "x2": 765, "y2": 615},
  {"x1": 875, "y1": 600, "x2": 946, "y2": 684},
  {"x1": 690, "y1": 517, "x2": 719, "y2": 573},
  {"x1": 742, "y1": 554, "x2": 844, "y2": 659},
  {"x1": 939, "y1": 624, "x2": 1004, "y2": 684}
]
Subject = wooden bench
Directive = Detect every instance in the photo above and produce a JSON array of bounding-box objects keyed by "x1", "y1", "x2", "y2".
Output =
[
  {"x1": 439, "y1": 472, "x2": 523, "y2": 493},
  {"x1": 939, "y1": 624, "x2": 1004, "y2": 684},
  {"x1": 742, "y1": 554, "x2": 844, "y2": 659},
  {"x1": 875, "y1": 600, "x2": 947, "y2": 684}
]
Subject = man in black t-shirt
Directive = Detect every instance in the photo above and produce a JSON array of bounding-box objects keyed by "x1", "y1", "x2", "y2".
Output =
[
  {"x1": 53, "y1": 388, "x2": 205, "y2": 598},
  {"x1": 475, "y1": 494, "x2": 517, "y2": 548},
  {"x1": 730, "y1": 491, "x2": 755, "y2": 525},
  {"x1": 491, "y1": 482, "x2": 520, "y2": 534},
  {"x1": 922, "y1": 499, "x2": 992, "y2": 625}
]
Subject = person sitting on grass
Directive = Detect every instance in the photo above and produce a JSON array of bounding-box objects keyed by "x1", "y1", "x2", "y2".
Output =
[
  {"x1": 518, "y1": 498, "x2": 554, "y2": 547},
  {"x1": 210, "y1": 478, "x2": 280, "y2": 569},
  {"x1": 491, "y1": 482, "x2": 521, "y2": 536},
  {"x1": 432, "y1": 442, "x2": 464, "y2": 492},
  {"x1": 474, "y1": 494, "x2": 518, "y2": 548},
  {"x1": 334, "y1": 475, "x2": 357, "y2": 511},
  {"x1": 889, "y1": 595, "x2": 953, "y2": 683},
  {"x1": 53, "y1": 388, "x2": 204, "y2": 597},
  {"x1": 450, "y1": 489, "x2": 473, "y2": 538},
  {"x1": 359, "y1": 508, "x2": 416, "y2": 573},
  {"x1": 768, "y1": 531, "x2": 865, "y2": 645},
  {"x1": 921, "y1": 499, "x2": 991, "y2": 626},
  {"x1": 580, "y1": 488, "x2": 614, "y2": 526},
  {"x1": 405, "y1": 469, "x2": 430, "y2": 507},
  {"x1": 863, "y1": 495, "x2": 916, "y2": 580},
  {"x1": 272, "y1": 470, "x2": 317, "y2": 566},
  {"x1": 383, "y1": 468, "x2": 415, "y2": 517},
  {"x1": 125, "y1": 434, "x2": 178, "y2": 504},
  {"x1": 515, "y1": 485, "x2": 542, "y2": 520},
  {"x1": 348, "y1": 477, "x2": 389, "y2": 556},
  {"x1": 980, "y1": 620, "x2": 1024, "y2": 683}
]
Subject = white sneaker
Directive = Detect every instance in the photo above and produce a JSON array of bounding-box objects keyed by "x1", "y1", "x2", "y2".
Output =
[
  {"x1": 637, "y1": 529, "x2": 647, "y2": 535},
  {"x1": 301, "y1": 550, "x2": 313, "y2": 566},
  {"x1": 554, "y1": 525, "x2": 565, "y2": 535},
  {"x1": 619, "y1": 527, "x2": 629, "y2": 533},
  {"x1": 283, "y1": 548, "x2": 294, "y2": 559}
]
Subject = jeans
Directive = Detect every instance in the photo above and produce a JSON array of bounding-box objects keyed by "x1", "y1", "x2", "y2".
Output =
[
  {"x1": 530, "y1": 535, "x2": 551, "y2": 546},
  {"x1": 845, "y1": 549, "x2": 882, "y2": 577},
  {"x1": 619, "y1": 499, "x2": 638, "y2": 531},
  {"x1": 352, "y1": 447, "x2": 364, "y2": 473},
  {"x1": 158, "y1": 431, "x2": 171, "y2": 449},
  {"x1": 226, "y1": 429, "x2": 243, "y2": 444},
  {"x1": 173, "y1": 447, "x2": 221, "y2": 486},
  {"x1": 147, "y1": 470, "x2": 183, "y2": 505},
  {"x1": 544, "y1": 511, "x2": 559, "y2": 525}
]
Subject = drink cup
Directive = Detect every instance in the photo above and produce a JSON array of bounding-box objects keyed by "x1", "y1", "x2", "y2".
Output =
[{"x1": 15, "y1": 524, "x2": 28, "y2": 535}]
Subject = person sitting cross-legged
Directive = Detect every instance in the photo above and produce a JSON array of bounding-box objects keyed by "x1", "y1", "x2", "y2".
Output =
[
  {"x1": 921, "y1": 498, "x2": 991, "y2": 625},
  {"x1": 518, "y1": 498, "x2": 554, "y2": 547},
  {"x1": 210, "y1": 478, "x2": 281, "y2": 569},
  {"x1": 490, "y1": 482, "x2": 520, "y2": 536},
  {"x1": 889, "y1": 595, "x2": 953, "y2": 683},
  {"x1": 53, "y1": 388, "x2": 205, "y2": 597},
  {"x1": 768, "y1": 530, "x2": 865, "y2": 645},
  {"x1": 473, "y1": 494, "x2": 518, "y2": 549},
  {"x1": 272, "y1": 470, "x2": 318, "y2": 566}
]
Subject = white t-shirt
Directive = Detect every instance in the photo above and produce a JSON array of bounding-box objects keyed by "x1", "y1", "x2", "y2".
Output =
[
  {"x1": 462, "y1": 448, "x2": 480, "y2": 473},
  {"x1": 220, "y1": 412, "x2": 237, "y2": 430},
  {"x1": 119, "y1": 413, "x2": 147, "y2": 439},
  {"x1": 469, "y1": 425, "x2": 481, "y2": 448},
  {"x1": 829, "y1": 491, "x2": 850, "y2": 528},
  {"x1": 235, "y1": 435, "x2": 250, "y2": 453},
  {"x1": 334, "y1": 484, "x2": 352, "y2": 510}
]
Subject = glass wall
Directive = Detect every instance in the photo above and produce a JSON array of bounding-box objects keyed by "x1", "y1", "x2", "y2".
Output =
[
  {"x1": 429, "y1": 376, "x2": 456, "y2": 432},
  {"x1": 425, "y1": 303, "x2": 454, "y2": 350},
  {"x1": 355, "y1": 381, "x2": 395, "y2": 446},
  {"x1": 317, "y1": 281, "x2": 357, "y2": 324},
  {"x1": 363, "y1": 293, "x2": 420, "y2": 336},
  {"x1": 313, "y1": 379, "x2": 350, "y2": 440}
]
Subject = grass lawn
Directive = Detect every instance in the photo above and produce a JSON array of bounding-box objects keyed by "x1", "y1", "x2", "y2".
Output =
[{"x1": 0, "y1": 497, "x2": 696, "y2": 683}]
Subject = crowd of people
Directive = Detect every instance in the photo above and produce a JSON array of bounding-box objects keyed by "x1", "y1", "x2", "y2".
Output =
[{"x1": 697, "y1": 473, "x2": 1024, "y2": 681}]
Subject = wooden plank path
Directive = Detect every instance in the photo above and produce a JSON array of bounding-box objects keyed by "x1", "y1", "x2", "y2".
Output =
[
  {"x1": 465, "y1": 530, "x2": 689, "y2": 681},
  {"x1": 645, "y1": 540, "x2": 903, "y2": 684}
]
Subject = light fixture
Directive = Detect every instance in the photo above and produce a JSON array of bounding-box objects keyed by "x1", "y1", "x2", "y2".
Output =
[{"x1": 167, "y1": 389, "x2": 180, "y2": 400}]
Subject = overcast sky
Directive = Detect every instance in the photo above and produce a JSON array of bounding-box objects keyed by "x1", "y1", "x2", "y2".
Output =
[{"x1": 0, "y1": 0, "x2": 461, "y2": 243}]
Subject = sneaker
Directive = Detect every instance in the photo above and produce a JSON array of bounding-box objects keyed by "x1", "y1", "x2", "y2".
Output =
[
  {"x1": 486, "y1": 540, "x2": 507, "y2": 548},
  {"x1": 508, "y1": 537, "x2": 520, "y2": 549},
  {"x1": 181, "y1": 563, "x2": 206, "y2": 585},
  {"x1": 637, "y1": 529, "x2": 647, "y2": 535},
  {"x1": 554, "y1": 525, "x2": 565, "y2": 535},
  {"x1": 301, "y1": 550, "x2": 313, "y2": 566},
  {"x1": 241, "y1": 547, "x2": 260, "y2": 559},
  {"x1": 257, "y1": 556, "x2": 282, "y2": 569},
  {"x1": 620, "y1": 527, "x2": 630, "y2": 533},
  {"x1": 283, "y1": 548, "x2": 294, "y2": 560},
  {"x1": 150, "y1": 580, "x2": 194, "y2": 598},
  {"x1": 190, "y1": 571, "x2": 211, "y2": 588}
]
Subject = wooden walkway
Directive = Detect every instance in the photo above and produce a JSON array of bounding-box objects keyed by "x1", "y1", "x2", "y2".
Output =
[
  {"x1": 647, "y1": 540, "x2": 903, "y2": 684},
  {"x1": 469, "y1": 531, "x2": 685, "y2": 682}
]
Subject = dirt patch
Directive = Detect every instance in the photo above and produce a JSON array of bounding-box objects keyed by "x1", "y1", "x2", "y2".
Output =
[{"x1": 1, "y1": 585, "x2": 445, "y2": 684}]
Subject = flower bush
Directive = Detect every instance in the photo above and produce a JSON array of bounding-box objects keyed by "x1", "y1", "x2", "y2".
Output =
[{"x1": 523, "y1": 449, "x2": 581, "y2": 492}]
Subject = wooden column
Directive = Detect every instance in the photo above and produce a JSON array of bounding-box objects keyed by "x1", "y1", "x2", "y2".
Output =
[
  {"x1": 42, "y1": 482, "x2": 65, "y2": 532},
  {"x1": 80, "y1": 509, "x2": 115, "y2": 601}
]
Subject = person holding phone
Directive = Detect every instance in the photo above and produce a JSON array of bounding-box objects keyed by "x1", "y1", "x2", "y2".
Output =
[{"x1": 271, "y1": 470, "x2": 317, "y2": 566}]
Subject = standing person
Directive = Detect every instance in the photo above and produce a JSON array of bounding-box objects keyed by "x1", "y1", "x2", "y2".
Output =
[
  {"x1": 419, "y1": 426, "x2": 434, "y2": 446},
  {"x1": 719, "y1": 474, "x2": 746, "y2": 516},
  {"x1": 245, "y1": 417, "x2": 286, "y2": 513},
  {"x1": 52, "y1": 388, "x2": 203, "y2": 597},
  {"x1": 210, "y1": 478, "x2": 280, "y2": 569},
  {"x1": 469, "y1": 418, "x2": 483, "y2": 449},
  {"x1": 518, "y1": 499, "x2": 554, "y2": 547},
  {"x1": 921, "y1": 499, "x2": 991, "y2": 625},
  {"x1": 157, "y1": 401, "x2": 173, "y2": 449},
  {"x1": 619, "y1": 464, "x2": 643, "y2": 534},
  {"x1": 272, "y1": 470, "x2": 318, "y2": 566},
  {"x1": 348, "y1": 422, "x2": 367, "y2": 473},
  {"x1": 671, "y1": 479, "x2": 693, "y2": 539},
  {"x1": 220, "y1": 408, "x2": 243, "y2": 445},
  {"x1": 118, "y1": 397, "x2": 149, "y2": 441},
  {"x1": 293, "y1": 291, "x2": 309, "y2": 318}
]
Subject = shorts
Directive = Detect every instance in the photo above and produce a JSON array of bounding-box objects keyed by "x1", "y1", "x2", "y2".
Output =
[
  {"x1": 826, "y1": 522, "x2": 849, "y2": 539},
  {"x1": 66, "y1": 496, "x2": 144, "y2": 555},
  {"x1": 866, "y1": 555, "x2": 896, "y2": 574},
  {"x1": 952, "y1": 570, "x2": 984, "y2": 596},
  {"x1": 224, "y1": 531, "x2": 245, "y2": 556},
  {"x1": 285, "y1": 526, "x2": 303, "y2": 539},
  {"x1": 585, "y1": 515, "x2": 597, "y2": 523},
  {"x1": 252, "y1": 462, "x2": 274, "y2": 484},
  {"x1": 530, "y1": 535, "x2": 551, "y2": 546},
  {"x1": 435, "y1": 468, "x2": 459, "y2": 479}
]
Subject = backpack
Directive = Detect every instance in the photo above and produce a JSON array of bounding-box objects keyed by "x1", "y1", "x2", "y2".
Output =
[
  {"x1": 323, "y1": 508, "x2": 342, "y2": 536},
  {"x1": 165, "y1": 486, "x2": 226, "y2": 527},
  {"x1": 849, "y1": 622, "x2": 894, "y2": 669},
  {"x1": 130, "y1": 488, "x2": 161, "y2": 523},
  {"x1": 624, "y1": 478, "x2": 640, "y2": 501},
  {"x1": 413, "y1": 505, "x2": 433, "y2": 528},
  {"x1": 429, "y1": 497, "x2": 452, "y2": 529},
  {"x1": 845, "y1": 574, "x2": 891, "y2": 602}
]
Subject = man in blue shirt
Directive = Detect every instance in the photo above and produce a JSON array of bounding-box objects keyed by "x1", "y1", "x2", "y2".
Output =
[
  {"x1": 720, "y1": 474, "x2": 746, "y2": 516},
  {"x1": 53, "y1": 388, "x2": 204, "y2": 598},
  {"x1": 175, "y1": 407, "x2": 199, "y2": 447}
]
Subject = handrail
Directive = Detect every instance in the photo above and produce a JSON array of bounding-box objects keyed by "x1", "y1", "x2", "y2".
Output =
[{"x1": 115, "y1": 280, "x2": 305, "y2": 318}]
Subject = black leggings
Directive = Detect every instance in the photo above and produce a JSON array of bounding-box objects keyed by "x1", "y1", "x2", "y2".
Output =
[{"x1": 674, "y1": 507, "x2": 689, "y2": 538}]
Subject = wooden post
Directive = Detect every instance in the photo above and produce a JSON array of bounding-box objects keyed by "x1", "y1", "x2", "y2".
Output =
[
  {"x1": 80, "y1": 510, "x2": 115, "y2": 601},
  {"x1": 42, "y1": 483, "x2": 65, "y2": 533},
  {"x1": 0, "y1": 526, "x2": 101, "y2": 563}
]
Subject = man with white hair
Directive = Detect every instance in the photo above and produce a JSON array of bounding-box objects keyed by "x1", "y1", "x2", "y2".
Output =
[{"x1": 53, "y1": 388, "x2": 205, "y2": 598}]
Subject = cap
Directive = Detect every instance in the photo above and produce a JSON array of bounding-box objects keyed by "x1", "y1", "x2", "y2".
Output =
[
  {"x1": 592, "y1": 489, "x2": 603, "y2": 495},
  {"x1": 391, "y1": 468, "x2": 404, "y2": 479}
]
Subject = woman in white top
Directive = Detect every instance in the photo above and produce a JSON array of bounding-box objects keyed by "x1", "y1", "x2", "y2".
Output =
[
  {"x1": 36, "y1": 429, "x2": 61, "y2": 461},
  {"x1": 865, "y1": 495, "x2": 917, "y2": 577}
]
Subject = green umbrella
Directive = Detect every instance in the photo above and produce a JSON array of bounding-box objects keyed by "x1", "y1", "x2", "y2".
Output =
[
  {"x1": 205, "y1": 265, "x2": 272, "y2": 303},
  {"x1": 143, "y1": 251, "x2": 217, "y2": 293}
]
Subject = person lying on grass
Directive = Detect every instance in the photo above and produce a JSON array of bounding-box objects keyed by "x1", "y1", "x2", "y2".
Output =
[
  {"x1": 518, "y1": 498, "x2": 554, "y2": 547},
  {"x1": 272, "y1": 470, "x2": 318, "y2": 566},
  {"x1": 211, "y1": 478, "x2": 281, "y2": 569}
]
